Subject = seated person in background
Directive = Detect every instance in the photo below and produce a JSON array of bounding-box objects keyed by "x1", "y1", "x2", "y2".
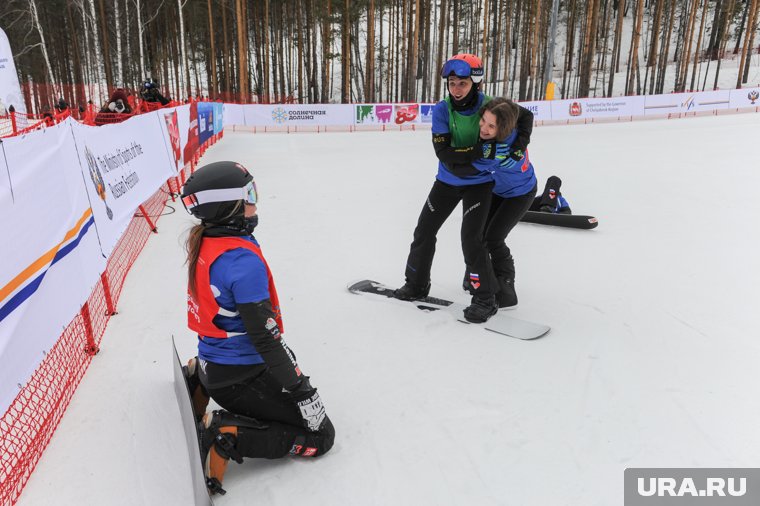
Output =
[
  {"x1": 529, "y1": 175, "x2": 572, "y2": 214},
  {"x1": 94, "y1": 89, "x2": 133, "y2": 126},
  {"x1": 140, "y1": 78, "x2": 171, "y2": 106},
  {"x1": 41, "y1": 107, "x2": 55, "y2": 127},
  {"x1": 55, "y1": 97, "x2": 69, "y2": 113}
]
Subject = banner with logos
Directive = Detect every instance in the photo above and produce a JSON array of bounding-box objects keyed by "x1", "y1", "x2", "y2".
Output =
[
  {"x1": 244, "y1": 104, "x2": 354, "y2": 126},
  {"x1": 729, "y1": 87, "x2": 760, "y2": 109},
  {"x1": 219, "y1": 89, "x2": 758, "y2": 129},
  {"x1": 551, "y1": 96, "x2": 646, "y2": 121},
  {"x1": 183, "y1": 102, "x2": 199, "y2": 165},
  {"x1": 197, "y1": 102, "x2": 214, "y2": 145},
  {"x1": 212, "y1": 103, "x2": 224, "y2": 135},
  {"x1": 161, "y1": 108, "x2": 182, "y2": 172},
  {"x1": 70, "y1": 112, "x2": 176, "y2": 257},
  {"x1": 643, "y1": 90, "x2": 731, "y2": 116},
  {"x1": 0, "y1": 121, "x2": 104, "y2": 413},
  {"x1": 519, "y1": 100, "x2": 553, "y2": 121}
]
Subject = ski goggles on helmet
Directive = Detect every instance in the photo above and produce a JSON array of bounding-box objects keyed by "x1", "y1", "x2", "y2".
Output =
[
  {"x1": 440, "y1": 59, "x2": 484, "y2": 83},
  {"x1": 181, "y1": 180, "x2": 258, "y2": 214},
  {"x1": 243, "y1": 180, "x2": 258, "y2": 205}
]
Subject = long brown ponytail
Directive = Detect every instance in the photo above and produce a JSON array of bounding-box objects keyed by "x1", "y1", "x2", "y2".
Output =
[
  {"x1": 185, "y1": 201, "x2": 244, "y2": 298},
  {"x1": 185, "y1": 224, "x2": 205, "y2": 298}
]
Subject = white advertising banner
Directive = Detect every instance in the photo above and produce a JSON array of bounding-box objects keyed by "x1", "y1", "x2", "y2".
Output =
[
  {"x1": 519, "y1": 100, "x2": 552, "y2": 122},
  {"x1": 551, "y1": 96, "x2": 646, "y2": 121},
  {"x1": 158, "y1": 107, "x2": 182, "y2": 173},
  {"x1": 728, "y1": 87, "x2": 760, "y2": 109},
  {"x1": 223, "y1": 103, "x2": 245, "y2": 126},
  {"x1": 644, "y1": 92, "x2": 690, "y2": 115},
  {"x1": 355, "y1": 103, "x2": 424, "y2": 125},
  {"x1": 690, "y1": 89, "x2": 732, "y2": 112},
  {"x1": 0, "y1": 121, "x2": 104, "y2": 413},
  {"x1": 70, "y1": 113, "x2": 176, "y2": 256},
  {"x1": 0, "y1": 27, "x2": 26, "y2": 115},
  {"x1": 243, "y1": 104, "x2": 354, "y2": 126},
  {"x1": 175, "y1": 104, "x2": 191, "y2": 167},
  {"x1": 644, "y1": 90, "x2": 730, "y2": 116}
]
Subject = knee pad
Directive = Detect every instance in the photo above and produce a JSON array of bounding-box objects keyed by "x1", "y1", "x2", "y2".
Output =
[
  {"x1": 200, "y1": 410, "x2": 268, "y2": 495},
  {"x1": 289, "y1": 416, "x2": 336, "y2": 458}
]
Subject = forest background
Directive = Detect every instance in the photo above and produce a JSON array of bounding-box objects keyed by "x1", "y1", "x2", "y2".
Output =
[{"x1": 1, "y1": 0, "x2": 758, "y2": 113}]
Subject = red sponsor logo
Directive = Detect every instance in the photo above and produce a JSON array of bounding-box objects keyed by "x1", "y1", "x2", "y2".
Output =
[
  {"x1": 394, "y1": 104, "x2": 419, "y2": 124},
  {"x1": 302, "y1": 448, "x2": 318, "y2": 457},
  {"x1": 569, "y1": 102, "x2": 582, "y2": 116}
]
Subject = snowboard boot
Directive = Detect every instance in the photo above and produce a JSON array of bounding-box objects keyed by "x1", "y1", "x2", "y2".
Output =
[
  {"x1": 393, "y1": 281, "x2": 431, "y2": 301},
  {"x1": 463, "y1": 294, "x2": 498, "y2": 323},
  {"x1": 198, "y1": 411, "x2": 238, "y2": 496},
  {"x1": 198, "y1": 410, "x2": 268, "y2": 495},
  {"x1": 496, "y1": 276, "x2": 518, "y2": 309},
  {"x1": 182, "y1": 357, "x2": 209, "y2": 422}
]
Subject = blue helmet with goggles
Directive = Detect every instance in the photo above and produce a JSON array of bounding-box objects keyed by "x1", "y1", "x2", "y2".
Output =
[
  {"x1": 440, "y1": 54, "x2": 484, "y2": 84},
  {"x1": 181, "y1": 161, "x2": 257, "y2": 224}
]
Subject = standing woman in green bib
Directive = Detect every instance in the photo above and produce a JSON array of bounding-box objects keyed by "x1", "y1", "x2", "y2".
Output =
[{"x1": 394, "y1": 54, "x2": 530, "y2": 323}]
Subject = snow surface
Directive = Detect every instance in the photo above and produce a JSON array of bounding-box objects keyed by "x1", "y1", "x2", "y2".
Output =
[{"x1": 17, "y1": 113, "x2": 760, "y2": 506}]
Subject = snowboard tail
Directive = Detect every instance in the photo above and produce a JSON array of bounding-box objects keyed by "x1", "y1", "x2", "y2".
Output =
[
  {"x1": 172, "y1": 338, "x2": 215, "y2": 506},
  {"x1": 348, "y1": 280, "x2": 550, "y2": 340},
  {"x1": 520, "y1": 210, "x2": 598, "y2": 229}
]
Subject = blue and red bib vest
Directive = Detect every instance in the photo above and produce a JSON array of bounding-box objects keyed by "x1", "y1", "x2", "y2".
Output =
[{"x1": 188, "y1": 236, "x2": 284, "y2": 339}]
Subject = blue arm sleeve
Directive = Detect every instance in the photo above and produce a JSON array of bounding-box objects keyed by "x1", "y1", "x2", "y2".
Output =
[{"x1": 431, "y1": 102, "x2": 450, "y2": 134}]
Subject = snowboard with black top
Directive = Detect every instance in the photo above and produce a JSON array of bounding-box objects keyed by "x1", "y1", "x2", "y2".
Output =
[
  {"x1": 520, "y1": 210, "x2": 599, "y2": 229},
  {"x1": 348, "y1": 280, "x2": 550, "y2": 340}
]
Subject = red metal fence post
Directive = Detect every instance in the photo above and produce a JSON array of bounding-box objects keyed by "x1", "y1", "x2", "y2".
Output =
[
  {"x1": 138, "y1": 205, "x2": 158, "y2": 233},
  {"x1": 100, "y1": 272, "x2": 117, "y2": 315},
  {"x1": 9, "y1": 107, "x2": 17, "y2": 135},
  {"x1": 81, "y1": 302, "x2": 99, "y2": 356}
]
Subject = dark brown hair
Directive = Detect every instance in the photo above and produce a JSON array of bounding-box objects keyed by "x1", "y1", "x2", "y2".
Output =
[{"x1": 479, "y1": 97, "x2": 519, "y2": 141}]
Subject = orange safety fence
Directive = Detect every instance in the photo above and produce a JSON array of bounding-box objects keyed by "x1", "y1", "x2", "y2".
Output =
[{"x1": 0, "y1": 127, "x2": 211, "y2": 505}]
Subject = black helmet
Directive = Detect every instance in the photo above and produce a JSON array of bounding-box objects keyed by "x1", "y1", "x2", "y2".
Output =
[{"x1": 181, "y1": 161, "x2": 256, "y2": 224}]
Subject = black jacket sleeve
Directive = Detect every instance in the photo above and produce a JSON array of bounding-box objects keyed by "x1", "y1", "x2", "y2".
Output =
[
  {"x1": 511, "y1": 106, "x2": 534, "y2": 154},
  {"x1": 432, "y1": 132, "x2": 485, "y2": 165},
  {"x1": 432, "y1": 133, "x2": 493, "y2": 177},
  {"x1": 237, "y1": 299, "x2": 302, "y2": 390}
]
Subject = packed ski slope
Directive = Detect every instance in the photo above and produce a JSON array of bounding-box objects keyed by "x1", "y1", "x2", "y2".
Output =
[{"x1": 18, "y1": 112, "x2": 760, "y2": 506}]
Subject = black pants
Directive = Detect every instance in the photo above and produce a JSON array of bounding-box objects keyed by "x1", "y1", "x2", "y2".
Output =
[
  {"x1": 204, "y1": 368, "x2": 335, "y2": 459},
  {"x1": 404, "y1": 179, "x2": 496, "y2": 296},
  {"x1": 483, "y1": 184, "x2": 537, "y2": 278}
]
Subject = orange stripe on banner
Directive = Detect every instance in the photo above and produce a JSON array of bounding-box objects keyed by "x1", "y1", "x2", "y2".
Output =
[{"x1": 0, "y1": 208, "x2": 93, "y2": 303}]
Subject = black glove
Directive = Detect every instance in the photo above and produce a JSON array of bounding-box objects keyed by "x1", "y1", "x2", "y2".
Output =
[
  {"x1": 287, "y1": 377, "x2": 327, "y2": 432},
  {"x1": 510, "y1": 148, "x2": 525, "y2": 162}
]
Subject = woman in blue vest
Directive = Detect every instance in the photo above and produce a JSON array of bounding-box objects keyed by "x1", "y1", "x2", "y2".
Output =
[
  {"x1": 471, "y1": 98, "x2": 537, "y2": 308},
  {"x1": 180, "y1": 161, "x2": 334, "y2": 495},
  {"x1": 395, "y1": 54, "x2": 510, "y2": 323}
]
